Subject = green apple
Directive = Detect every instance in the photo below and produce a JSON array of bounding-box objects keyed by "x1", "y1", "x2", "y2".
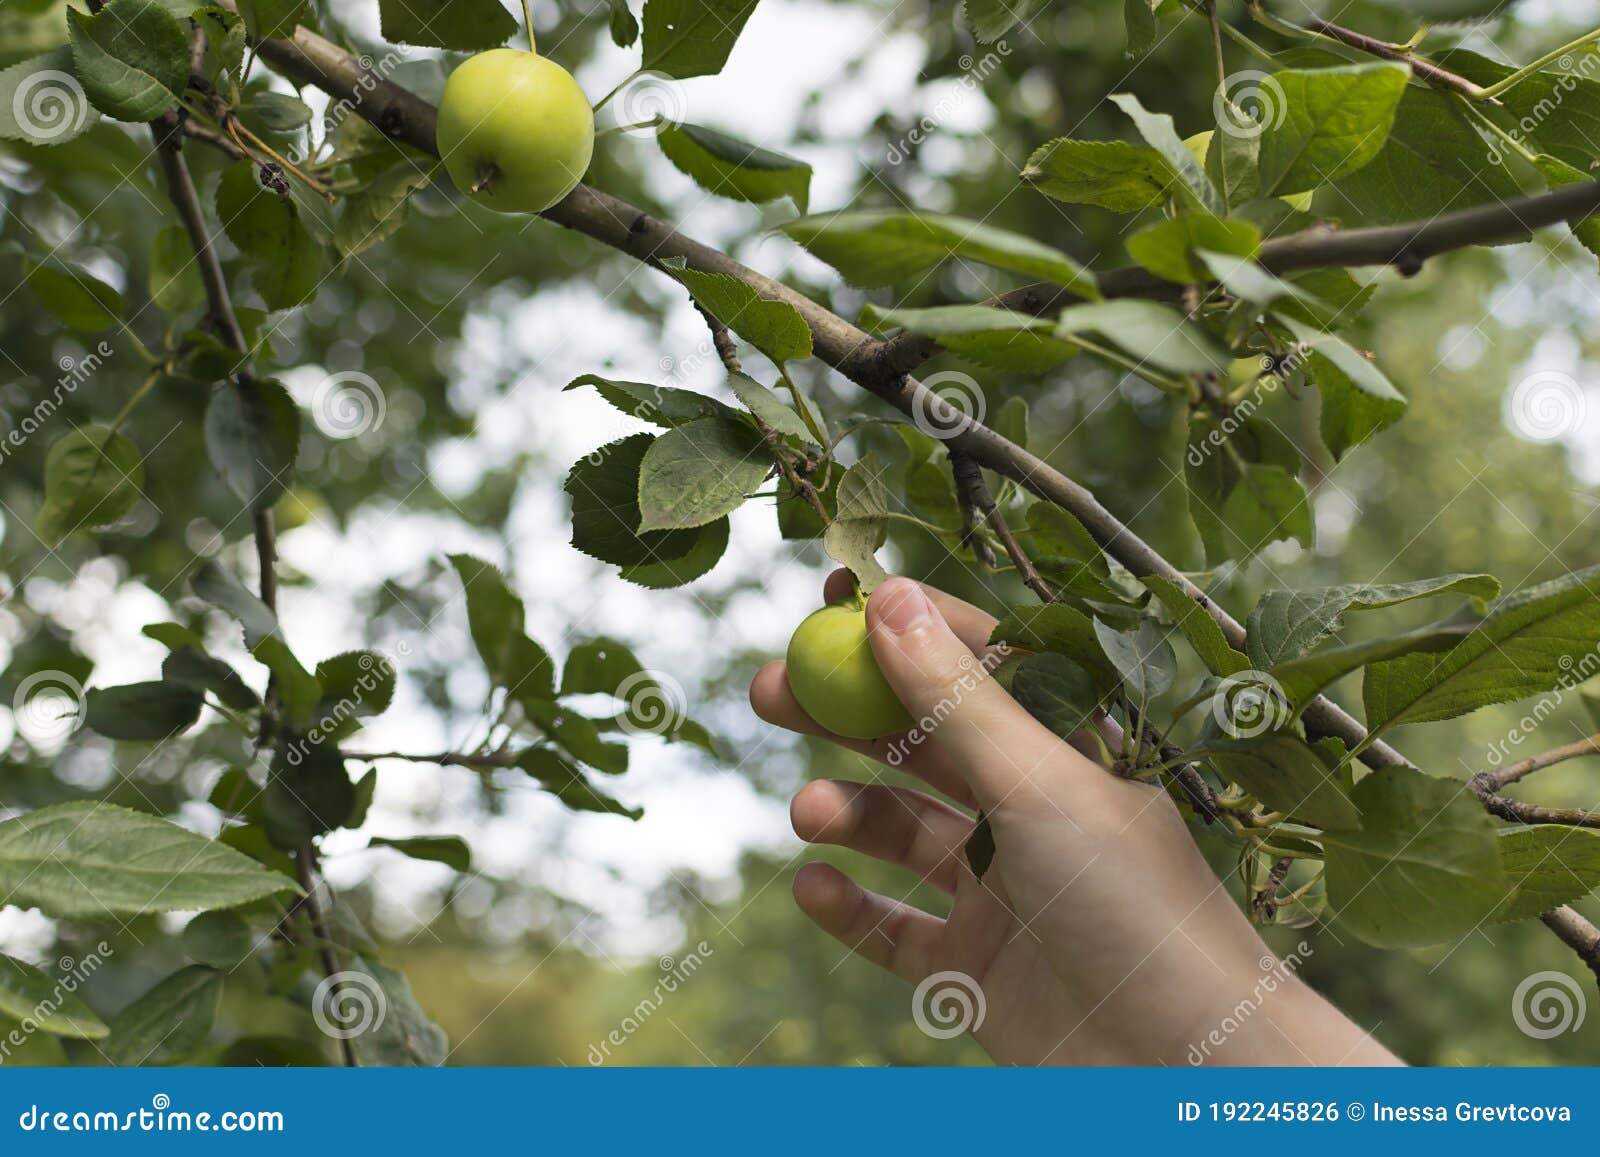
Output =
[
  {"x1": 436, "y1": 47, "x2": 595, "y2": 215},
  {"x1": 785, "y1": 603, "x2": 913, "y2": 740}
]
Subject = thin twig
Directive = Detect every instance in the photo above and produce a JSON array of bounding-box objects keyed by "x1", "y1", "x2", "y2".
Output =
[
  {"x1": 1473, "y1": 734, "x2": 1600, "y2": 792},
  {"x1": 1543, "y1": 909, "x2": 1600, "y2": 983},
  {"x1": 294, "y1": 849, "x2": 360, "y2": 1066},
  {"x1": 953, "y1": 455, "x2": 1055, "y2": 603},
  {"x1": 1250, "y1": 5, "x2": 1488, "y2": 99}
]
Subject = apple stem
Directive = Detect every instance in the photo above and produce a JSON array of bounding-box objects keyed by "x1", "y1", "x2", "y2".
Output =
[{"x1": 520, "y1": 0, "x2": 535, "y2": 49}]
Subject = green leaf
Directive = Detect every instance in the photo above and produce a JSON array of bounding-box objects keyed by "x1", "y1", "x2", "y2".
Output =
[
  {"x1": 265, "y1": 730, "x2": 354, "y2": 844},
  {"x1": 1011, "y1": 652, "x2": 1101, "y2": 738},
  {"x1": 859, "y1": 304, "x2": 1078, "y2": 374},
  {"x1": 0, "y1": 49, "x2": 96, "y2": 146},
  {"x1": 565, "y1": 375, "x2": 738, "y2": 428},
  {"x1": 335, "y1": 163, "x2": 430, "y2": 258},
  {"x1": 195, "y1": 7, "x2": 246, "y2": 84},
  {"x1": 105, "y1": 966, "x2": 222, "y2": 1066},
  {"x1": 729, "y1": 373, "x2": 811, "y2": 440},
  {"x1": 37, "y1": 425, "x2": 144, "y2": 543},
  {"x1": 67, "y1": 0, "x2": 187, "y2": 122},
  {"x1": 566, "y1": 435, "x2": 704, "y2": 567},
  {"x1": 657, "y1": 122, "x2": 810, "y2": 213},
  {"x1": 822, "y1": 455, "x2": 891, "y2": 593},
  {"x1": 378, "y1": 0, "x2": 515, "y2": 49},
  {"x1": 1093, "y1": 617, "x2": 1176, "y2": 701},
  {"x1": 1322, "y1": 768, "x2": 1506, "y2": 948},
  {"x1": 1200, "y1": 732, "x2": 1361, "y2": 831},
  {"x1": 255, "y1": 636, "x2": 321, "y2": 728},
  {"x1": 618, "y1": 518, "x2": 729, "y2": 588},
  {"x1": 215, "y1": 160, "x2": 323, "y2": 311},
  {"x1": 312, "y1": 651, "x2": 396, "y2": 726},
  {"x1": 149, "y1": 224, "x2": 204, "y2": 312},
  {"x1": 1442, "y1": 49, "x2": 1600, "y2": 172},
  {"x1": 369, "y1": 835, "x2": 471, "y2": 872},
  {"x1": 191, "y1": 560, "x2": 279, "y2": 645},
  {"x1": 0, "y1": 954, "x2": 109, "y2": 1039},
  {"x1": 1184, "y1": 413, "x2": 1310, "y2": 563},
  {"x1": 1365, "y1": 564, "x2": 1600, "y2": 733},
  {"x1": 182, "y1": 910, "x2": 257, "y2": 968},
  {"x1": 1246, "y1": 573, "x2": 1498, "y2": 670},
  {"x1": 235, "y1": 0, "x2": 308, "y2": 39},
  {"x1": 1278, "y1": 316, "x2": 1406, "y2": 460},
  {"x1": 1143, "y1": 575, "x2": 1250, "y2": 676},
  {"x1": 561, "y1": 637, "x2": 646, "y2": 696},
  {"x1": 1272, "y1": 624, "x2": 1470, "y2": 714},
  {"x1": 161, "y1": 646, "x2": 260, "y2": 711},
  {"x1": 636, "y1": 417, "x2": 770, "y2": 531},
  {"x1": 204, "y1": 379, "x2": 301, "y2": 511},
  {"x1": 1125, "y1": 214, "x2": 1260, "y2": 284},
  {"x1": 516, "y1": 747, "x2": 642, "y2": 818},
  {"x1": 345, "y1": 955, "x2": 450, "y2": 1066},
  {"x1": 1108, "y1": 93, "x2": 1224, "y2": 215},
  {"x1": 519, "y1": 701, "x2": 629, "y2": 774},
  {"x1": 641, "y1": 0, "x2": 760, "y2": 78},
  {"x1": 1020, "y1": 138, "x2": 1179, "y2": 212},
  {"x1": 1124, "y1": 0, "x2": 1157, "y2": 56},
  {"x1": 1256, "y1": 64, "x2": 1408, "y2": 196},
  {"x1": 664, "y1": 261, "x2": 813, "y2": 365},
  {"x1": 609, "y1": 0, "x2": 640, "y2": 47},
  {"x1": 965, "y1": 812, "x2": 995, "y2": 878},
  {"x1": 23, "y1": 256, "x2": 124, "y2": 332},
  {"x1": 1204, "y1": 117, "x2": 1260, "y2": 208},
  {"x1": 447, "y1": 554, "x2": 556, "y2": 700},
  {"x1": 780, "y1": 210, "x2": 1097, "y2": 297},
  {"x1": 1334, "y1": 85, "x2": 1526, "y2": 227},
  {"x1": 0, "y1": 801, "x2": 299, "y2": 918},
  {"x1": 1198, "y1": 249, "x2": 1329, "y2": 316},
  {"x1": 84, "y1": 681, "x2": 203, "y2": 740},
  {"x1": 988, "y1": 604, "x2": 1116, "y2": 688},
  {"x1": 1492, "y1": 827, "x2": 1600, "y2": 922},
  {"x1": 1055, "y1": 300, "x2": 1230, "y2": 374},
  {"x1": 1534, "y1": 154, "x2": 1600, "y2": 265}
]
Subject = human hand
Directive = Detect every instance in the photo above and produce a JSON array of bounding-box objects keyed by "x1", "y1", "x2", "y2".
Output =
[{"x1": 751, "y1": 574, "x2": 1401, "y2": 1066}]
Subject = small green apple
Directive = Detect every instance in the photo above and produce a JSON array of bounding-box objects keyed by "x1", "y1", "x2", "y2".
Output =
[
  {"x1": 436, "y1": 47, "x2": 595, "y2": 215},
  {"x1": 785, "y1": 603, "x2": 913, "y2": 740}
]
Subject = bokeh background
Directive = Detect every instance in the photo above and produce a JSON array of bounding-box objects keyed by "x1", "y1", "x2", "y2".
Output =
[{"x1": 4, "y1": 0, "x2": 1600, "y2": 1065}]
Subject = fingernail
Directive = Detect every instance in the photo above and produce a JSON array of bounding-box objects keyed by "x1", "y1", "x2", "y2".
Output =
[{"x1": 873, "y1": 578, "x2": 932, "y2": 633}]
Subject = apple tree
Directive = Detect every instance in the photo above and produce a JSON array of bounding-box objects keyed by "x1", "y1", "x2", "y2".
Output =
[{"x1": 5, "y1": 0, "x2": 1600, "y2": 1064}]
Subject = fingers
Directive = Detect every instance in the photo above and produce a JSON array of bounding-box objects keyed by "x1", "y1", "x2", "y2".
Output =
[
  {"x1": 822, "y1": 569, "x2": 998, "y2": 655},
  {"x1": 792, "y1": 780, "x2": 972, "y2": 894},
  {"x1": 749, "y1": 661, "x2": 978, "y2": 808},
  {"x1": 792, "y1": 862, "x2": 943, "y2": 983},
  {"x1": 866, "y1": 578, "x2": 1084, "y2": 808}
]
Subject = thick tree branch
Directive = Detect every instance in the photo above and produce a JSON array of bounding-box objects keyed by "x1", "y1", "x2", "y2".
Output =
[
  {"x1": 1543, "y1": 909, "x2": 1600, "y2": 983},
  {"x1": 249, "y1": 18, "x2": 1600, "y2": 973}
]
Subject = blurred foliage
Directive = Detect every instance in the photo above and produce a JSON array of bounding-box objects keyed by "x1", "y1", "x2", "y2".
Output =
[{"x1": 5, "y1": 0, "x2": 1600, "y2": 1065}]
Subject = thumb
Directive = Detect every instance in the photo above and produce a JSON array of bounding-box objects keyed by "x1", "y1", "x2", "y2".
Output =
[{"x1": 865, "y1": 578, "x2": 1069, "y2": 808}]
